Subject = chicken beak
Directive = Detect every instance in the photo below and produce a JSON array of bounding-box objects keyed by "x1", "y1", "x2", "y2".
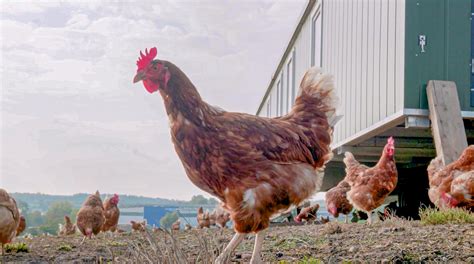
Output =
[{"x1": 133, "y1": 71, "x2": 146, "y2": 83}]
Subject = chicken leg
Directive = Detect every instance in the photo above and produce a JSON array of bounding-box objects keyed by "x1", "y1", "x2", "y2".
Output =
[
  {"x1": 366, "y1": 211, "x2": 372, "y2": 224},
  {"x1": 250, "y1": 230, "x2": 266, "y2": 264},
  {"x1": 344, "y1": 214, "x2": 349, "y2": 224},
  {"x1": 215, "y1": 232, "x2": 245, "y2": 264}
]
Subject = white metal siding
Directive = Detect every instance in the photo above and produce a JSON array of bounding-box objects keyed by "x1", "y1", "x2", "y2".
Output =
[
  {"x1": 259, "y1": 0, "x2": 405, "y2": 147},
  {"x1": 323, "y1": 0, "x2": 405, "y2": 144}
]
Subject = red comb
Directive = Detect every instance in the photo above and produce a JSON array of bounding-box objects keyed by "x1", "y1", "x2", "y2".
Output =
[
  {"x1": 387, "y1": 137, "x2": 394, "y2": 144},
  {"x1": 136, "y1": 47, "x2": 157, "y2": 70}
]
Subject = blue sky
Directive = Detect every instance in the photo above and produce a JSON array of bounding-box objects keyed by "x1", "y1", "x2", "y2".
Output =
[{"x1": 0, "y1": 0, "x2": 308, "y2": 200}]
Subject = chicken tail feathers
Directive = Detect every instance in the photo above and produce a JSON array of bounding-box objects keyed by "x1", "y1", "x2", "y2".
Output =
[
  {"x1": 293, "y1": 67, "x2": 340, "y2": 128},
  {"x1": 343, "y1": 152, "x2": 359, "y2": 169}
]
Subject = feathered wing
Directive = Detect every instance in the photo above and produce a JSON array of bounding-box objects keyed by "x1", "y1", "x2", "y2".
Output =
[
  {"x1": 221, "y1": 67, "x2": 339, "y2": 169},
  {"x1": 343, "y1": 152, "x2": 369, "y2": 185}
]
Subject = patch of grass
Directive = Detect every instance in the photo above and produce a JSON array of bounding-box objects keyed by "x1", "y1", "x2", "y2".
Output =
[
  {"x1": 5, "y1": 242, "x2": 29, "y2": 253},
  {"x1": 419, "y1": 207, "x2": 474, "y2": 225},
  {"x1": 298, "y1": 256, "x2": 324, "y2": 264},
  {"x1": 57, "y1": 244, "x2": 73, "y2": 252},
  {"x1": 107, "y1": 241, "x2": 127, "y2": 247}
]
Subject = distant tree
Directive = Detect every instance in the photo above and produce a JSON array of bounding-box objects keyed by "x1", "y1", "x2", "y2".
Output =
[
  {"x1": 26, "y1": 210, "x2": 44, "y2": 227},
  {"x1": 160, "y1": 211, "x2": 179, "y2": 229},
  {"x1": 17, "y1": 200, "x2": 29, "y2": 215},
  {"x1": 42, "y1": 201, "x2": 75, "y2": 234},
  {"x1": 208, "y1": 198, "x2": 218, "y2": 205},
  {"x1": 189, "y1": 195, "x2": 208, "y2": 205}
]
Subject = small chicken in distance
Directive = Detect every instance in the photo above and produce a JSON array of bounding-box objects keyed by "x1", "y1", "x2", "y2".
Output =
[
  {"x1": 58, "y1": 215, "x2": 76, "y2": 236},
  {"x1": 214, "y1": 208, "x2": 231, "y2": 228},
  {"x1": 130, "y1": 221, "x2": 146, "y2": 232},
  {"x1": 320, "y1": 216, "x2": 330, "y2": 224},
  {"x1": 185, "y1": 223, "x2": 193, "y2": 230},
  {"x1": 171, "y1": 219, "x2": 181, "y2": 231},
  {"x1": 196, "y1": 207, "x2": 211, "y2": 229},
  {"x1": 0, "y1": 189, "x2": 20, "y2": 255},
  {"x1": 102, "y1": 194, "x2": 120, "y2": 232},
  {"x1": 16, "y1": 216, "x2": 26, "y2": 237},
  {"x1": 294, "y1": 204, "x2": 320, "y2": 223},
  {"x1": 344, "y1": 137, "x2": 398, "y2": 224},
  {"x1": 325, "y1": 180, "x2": 353, "y2": 223},
  {"x1": 76, "y1": 191, "x2": 105, "y2": 242}
]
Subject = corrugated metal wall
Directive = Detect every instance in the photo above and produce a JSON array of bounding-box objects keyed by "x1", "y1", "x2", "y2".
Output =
[
  {"x1": 260, "y1": 0, "x2": 405, "y2": 147},
  {"x1": 323, "y1": 0, "x2": 405, "y2": 144}
]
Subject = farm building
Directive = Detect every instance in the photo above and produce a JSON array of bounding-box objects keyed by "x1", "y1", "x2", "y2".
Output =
[{"x1": 256, "y1": 0, "x2": 474, "y2": 217}]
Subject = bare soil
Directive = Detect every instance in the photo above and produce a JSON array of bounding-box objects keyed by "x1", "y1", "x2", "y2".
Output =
[{"x1": 3, "y1": 220, "x2": 474, "y2": 263}]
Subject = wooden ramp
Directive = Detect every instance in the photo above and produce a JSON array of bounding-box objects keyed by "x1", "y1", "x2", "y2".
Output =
[{"x1": 427, "y1": 80, "x2": 468, "y2": 165}]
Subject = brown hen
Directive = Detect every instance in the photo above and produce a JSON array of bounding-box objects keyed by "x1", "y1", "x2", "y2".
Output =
[
  {"x1": 325, "y1": 180, "x2": 353, "y2": 223},
  {"x1": 0, "y1": 189, "x2": 20, "y2": 255},
  {"x1": 133, "y1": 47, "x2": 339, "y2": 263},
  {"x1": 76, "y1": 191, "x2": 105, "y2": 241},
  {"x1": 344, "y1": 137, "x2": 398, "y2": 224},
  {"x1": 427, "y1": 146, "x2": 474, "y2": 210},
  {"x1": 102, "y1": 194, "x2": 120, "y2": 232}
]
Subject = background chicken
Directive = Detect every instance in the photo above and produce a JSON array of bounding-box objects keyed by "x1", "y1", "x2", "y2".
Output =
[
  {"x1": 16, "y1": 216, "x2": 26, "y2": 237},
  {"x1": 171, "y1": 219, "x2": 181, "y2": 231},
  {"x1": 102, "y1": 194, "x2": 120, "y2": 232},
  {"x1": 130, "y1": 220, "x2": 146, "y2": 232},
  {"x1": 427, "y1": 146, "x2": 474, "y2": 210},
  {"x1": 76, "y1": 191, "x2": 105, "y2": 241},
  {"x1": 133, "y1": 46, "x2": 338, "y2": 263},
  {"x1": 0, "y1": 189, "x2": 20, "y2": 255},
  {"x1": 344, "y1": 137, "x2": 397, "y2": 224},
  {"x1": 58, "y1": 215, "x2": 76, "y2": 236},
  {"x1": 214, "y1": 207, "x2": 231, "y2": 228},
  {"x1": 325, "y1": 180, "x2": 353, "y2": 223},
  {"x1": 196, "y1": 207, "x2": 211, "y2": 229},
  {"x1": 294, "y1": 203, "x2": 320, "y2": 223}
]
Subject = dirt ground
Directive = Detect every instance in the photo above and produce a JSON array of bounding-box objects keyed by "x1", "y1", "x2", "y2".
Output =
[{"x1": 3, "y1": 220, "x2": 474, "y2": 263}]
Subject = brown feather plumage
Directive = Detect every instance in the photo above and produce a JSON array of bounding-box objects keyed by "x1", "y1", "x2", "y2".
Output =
[
  {"x1": 344, "y1": 139, "x2": 398, "y2": 215},
  {"x1": 76, "y1": 192, "x2": 105, "y2": 238},
  {"x1": 101, "y1": 196, "x2": 120, "y2": 232},
  {"x1": 0, "y1": 189, "x2": 20, "y2": 249},
  {"x1": 427, "y1": 146, "x2": 474, "y2": 210},
  {"x1": 325, "y1": 180, "x2": 353, "y2": 218},
  {"x1": 148, "y1": 62, "x2": 338, "y2": 233}
]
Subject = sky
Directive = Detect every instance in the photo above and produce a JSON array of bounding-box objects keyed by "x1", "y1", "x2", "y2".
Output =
[{"x1": 0, "y1": 0, "x2": 311, "y2": 200}]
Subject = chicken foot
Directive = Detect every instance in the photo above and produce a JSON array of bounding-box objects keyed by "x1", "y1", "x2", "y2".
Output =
[{"x1": 215, "y1": 232, "x2": 245, "y2": 264}]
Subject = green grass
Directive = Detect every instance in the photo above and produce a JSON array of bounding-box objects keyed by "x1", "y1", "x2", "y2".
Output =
[
  {"x1": 5, "y1": 242, "x2": 29, "y2": 253},
  {"x1": 419, "y1": 207, "x2": 474, "y2": 225},
  {"x1": 279, "y1": 257, "x2": 323, "y2": 264},
  {"x1": 57, "y1": 244, "x2": 73, "y2": 252},
  {"x1": 107, "y1": 241, "x2": 127, "y2": 247}
]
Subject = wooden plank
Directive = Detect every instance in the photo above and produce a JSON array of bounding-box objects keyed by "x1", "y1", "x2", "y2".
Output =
[
  {"x1": 337, "y1": 146, "x2": 436, "y2": 157},
  {"x1": 356, "y1": 137, "x2": 434, "y2": 149},
  {"x1": 427, "y1": 80, "x2": 468, "y2": 165},
  {"x1": 332, "y1": 154, "x2": 413, "y2": 163}
]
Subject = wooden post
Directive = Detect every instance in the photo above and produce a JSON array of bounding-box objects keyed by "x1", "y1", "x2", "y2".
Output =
[{"x1": 426, "y1": 80, "x2": 468, "y2": 165}]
